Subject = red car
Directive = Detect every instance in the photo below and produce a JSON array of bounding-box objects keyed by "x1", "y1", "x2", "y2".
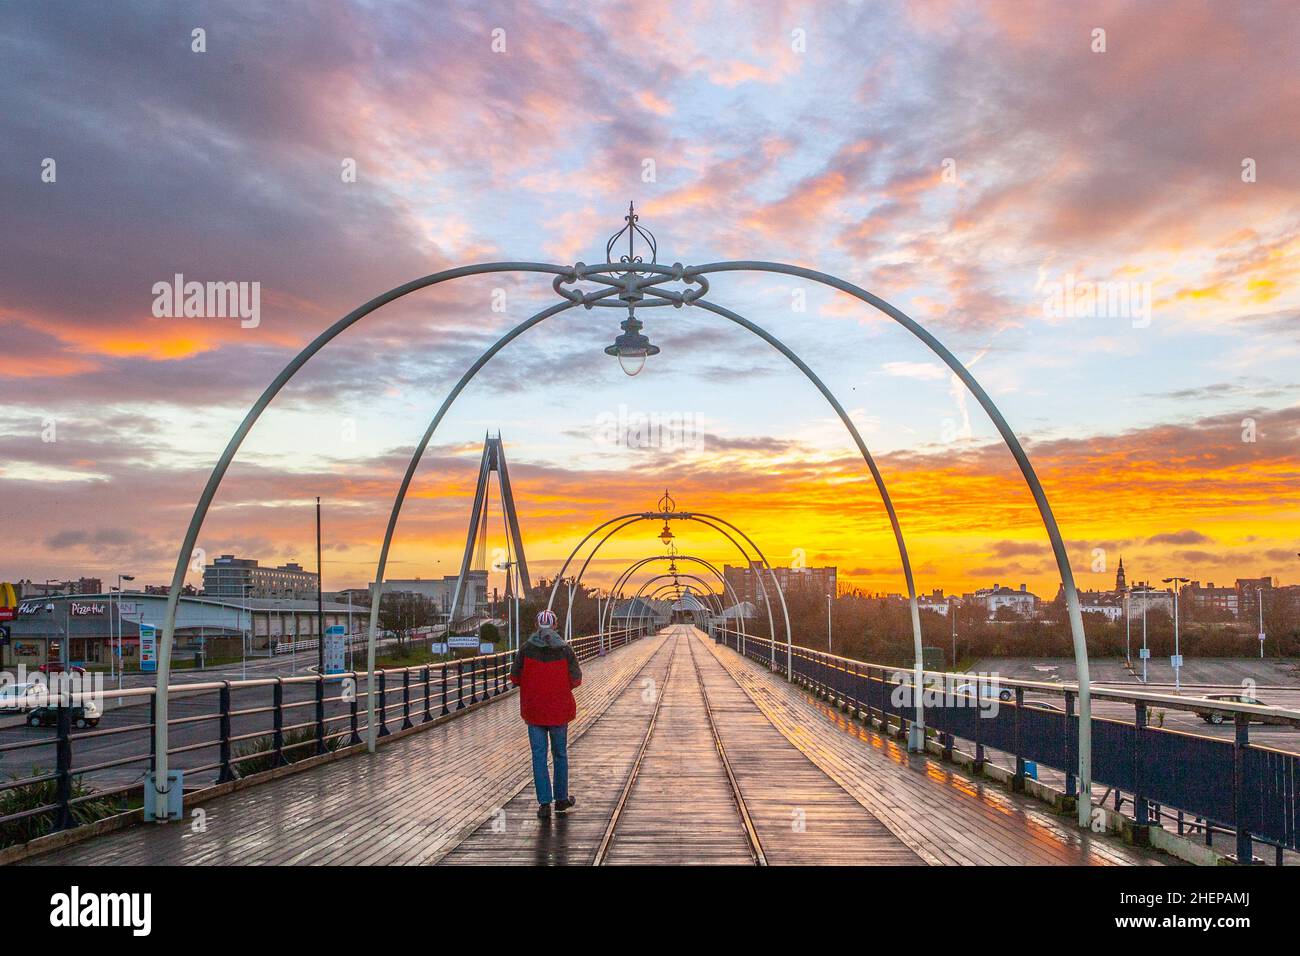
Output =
[{"x1": 37, "y1": 663, "x2": 87, "y2": 675}]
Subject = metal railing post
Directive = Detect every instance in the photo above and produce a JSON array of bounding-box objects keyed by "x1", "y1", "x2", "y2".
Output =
[
  {"x1": 441, "y1": 665, "x2": 451, "y2": 716},
  {"x1": 1064, "y1": 690, "x2": 1077, "y2": 798},
  {"x1": 53, "y1": 702, "x2": 74, "y2": 831},
  {"x1": 314, "y1": 676, "x2": 326, "y2": 755},
  {"x1": 348, "y1": 673, "x2": 361, "y2": 745},
  {"x1": 423, "y1": 666, "x2": 433, "y2": 722},
  {"x1": 401, "y1": 670, "x2": 413, "y2": 730},
  {"x1": 377, "y1": 670, "x2": 390, "y2": 737},
  {"x1": 456, "y1": 662, "x2": 465, "y2": 710},
  {"x1": 217, "y1": 682, "x2": 235, "y2": 783},
  {"x1": 1234, "y1": 713, "x2": 1253, "y2": 864},
  {"x1": 273, "y1": 678, "x2": 288, "y2": 764},
  {"x1": 1013, "y1": 686, "x2": 1025, "y2": 791},
  {"x1": 1134, "y1": 700, "x2": 1149, "y2": 827}
]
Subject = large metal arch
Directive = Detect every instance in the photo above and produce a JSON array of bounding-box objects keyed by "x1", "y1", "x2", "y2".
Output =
[
  {"x1": 151, "y1": 255, "x2": 1093, "y2": 826},
  {"x1": 568, "y1": 515, "x2": 783, "y2": 661},
  {"x1": 598, "y1": 554, "x2": 747, "y2": 647},
  {"x1": 637, "y1": 577, "x2": 718, "y2": 630},
  {"x1": 691, "y1": 261, "x2": 1094, "y2": 824},
  {"x1": 645, "y1": 579, "x2": 716, "y2": 628},
  {"x1": 541, "y1": 512, "x2": 775, "y2": 661}
]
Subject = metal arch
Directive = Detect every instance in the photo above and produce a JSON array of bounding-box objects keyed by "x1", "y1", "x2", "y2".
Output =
[
  {"x1": 359, "y1": 292, "x2": 625, "y2": 750},
  {"x1": 637, "y1": 577, "x2": 720, "y2": 630},
  {"x1": 603, "y1": 549, "x2": 759, "y2": 651},
  {"x1": 686, "y1": 514, "x2": 795, "y2": 674},
  {"x1": 687, "y1": 300, "x2": 922, "y2": 714},
  {"x1": 645, "y1": 580, "x2": 717, "y2": 629},
  {"x1": 554, "y1": 513, "x2": 780, "y2": 662},
  {"x1": 149, "y1": 261, "x2": 583, "y2": 808},
  {"x1": 690, "y1": 261, "x2": 1094, "y2": 826},
  {"x1": 553, "y1": 514, "x2": 770, "y2": 641},
  {"x1": 641, "y1": 576, "x2": 724, "y2": 615},
  {"x1": 598, "y1": 554, "x2": 747, "y2": 644},
  {"x1": 153, "y1": 247, "x2": 1093, "y2": 824}
]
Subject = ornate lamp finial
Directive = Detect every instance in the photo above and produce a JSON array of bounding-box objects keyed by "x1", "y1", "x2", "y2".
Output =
[{"x1": 605, "y1": 201, "x2": 658, "y2": 274}]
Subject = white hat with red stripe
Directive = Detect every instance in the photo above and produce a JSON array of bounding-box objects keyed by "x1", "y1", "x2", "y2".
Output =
[{"x1": 536, "y1": 609, "x2": 558, "y2": 628}]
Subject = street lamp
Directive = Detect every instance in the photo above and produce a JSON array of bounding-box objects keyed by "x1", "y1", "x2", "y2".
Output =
[
  {"x1": 1163, "y1": 576, "x2": 1190, "y2": 692},
  {"x1": 604, "y1": 312, "x2": 660, "y2": 376}
]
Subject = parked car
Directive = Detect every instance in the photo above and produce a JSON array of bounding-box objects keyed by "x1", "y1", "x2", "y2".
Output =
[
  {"x1": 37, "y1": 662, "x2": 87, "y2": 675},
  {"x1": 0, "y1": 682, "x2": 44, "y2": 713},
  {"x1": 954, "y1": 681, "x2": 1014, "y2": 702},
  {"x1": 1026, "y1": 699, "x2": 1064, "y2": 712},
  {"x1": 25, "y1": 698, "x2": 101, "y2": 729},
  {"x1": 1194, "y1": 693, "x2": 1276, "y2": 725}
]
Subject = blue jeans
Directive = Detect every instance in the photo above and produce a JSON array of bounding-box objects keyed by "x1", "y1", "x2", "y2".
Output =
[{"x1": 527, "y1": 724, "x2": 569, "y2": 805}]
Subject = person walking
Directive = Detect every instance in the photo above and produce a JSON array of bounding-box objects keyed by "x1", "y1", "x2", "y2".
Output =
[{"x1": 511, "y1": 608, "x2": 582, "y2": 819}]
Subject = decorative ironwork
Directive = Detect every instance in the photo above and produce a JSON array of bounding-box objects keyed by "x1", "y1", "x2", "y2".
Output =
[{"x1": 606, "y1": 201, "x2": 657, "y2": 274}]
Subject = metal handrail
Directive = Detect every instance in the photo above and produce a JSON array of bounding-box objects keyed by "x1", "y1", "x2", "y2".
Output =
[
  {"x1": 714, "y1": 626, "x2": 1298, "y2": 864},
  {"x1": 713, "y1": 626, "x2": 1300, "y2": 726},
  {"x1": 0, "y1": 624, "x2": 646, "y2": 845}
]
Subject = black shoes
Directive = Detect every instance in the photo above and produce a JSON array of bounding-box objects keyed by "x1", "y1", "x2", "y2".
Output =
[
  {"x1": 555, "y1": 796, "x2": 576, "y2": 814},
  {"x1": 537, "y1": 803, "x2": 551, "y2": 819}
]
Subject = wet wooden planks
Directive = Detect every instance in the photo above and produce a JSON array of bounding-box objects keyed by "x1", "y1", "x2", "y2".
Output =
[
  {"x1": 24, "y1": 633, "x2": 671, "y2": 866},
  {"x1": 599, "y1": 630, "x2": 755, "y2": 865},
  {"x1": 699, "y1": 632, "x2": 1170, "y2": 866},
  {"x1": 688, "y1": 632, "x2": 921, "y2": 865},
  {"x1": 441, "y1": 636, "x2": 678, "y2": 865}
]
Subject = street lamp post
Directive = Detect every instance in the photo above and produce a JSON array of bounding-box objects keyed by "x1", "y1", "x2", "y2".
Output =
[
  {"x1": 1256, "y1": 585, "x2": 1267, "y2": 659},
  {"x1": 826, "y1": 593, "x2": 832, "y2": 653},
  {"x1": 951, "y1": 601, "x2": 957, "y2": 670},
  {"x1": 1140, "y1": 585, "x2": 1149, "y2": 683},
  {"x1": 1163, "y1": 576, "x2": 1190, "y2": 692},
  {"x1": 1123, "y1": 587, "x2": 1131, "y2": 668}
]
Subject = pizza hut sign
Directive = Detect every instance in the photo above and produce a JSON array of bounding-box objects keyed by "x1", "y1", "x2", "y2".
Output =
[{"x1": 69, "y1": 602, "x2": 106, "y2": 616}]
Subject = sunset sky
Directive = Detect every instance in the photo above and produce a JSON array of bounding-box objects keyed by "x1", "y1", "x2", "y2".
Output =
[{"x1": 1, "y1": 0, "x2": 1297, "y2": 602}]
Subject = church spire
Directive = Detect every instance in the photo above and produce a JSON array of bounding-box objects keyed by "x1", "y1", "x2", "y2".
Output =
[{"x1": 1115, "y1": 556, "x2": 1127, "y2": 592}]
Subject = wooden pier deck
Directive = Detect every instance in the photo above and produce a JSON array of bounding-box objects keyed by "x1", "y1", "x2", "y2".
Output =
[{"x1": 24, "y1": 626, "x2": 1167, "y2": 866}]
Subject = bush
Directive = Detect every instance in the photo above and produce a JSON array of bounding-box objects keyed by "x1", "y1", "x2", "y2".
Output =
[
  {"x1": 0, "y1": 771, "x2": 122, "y2": 850},
  {"x1": 233, "y1": 727, "x2": 344, "y2": 777}
]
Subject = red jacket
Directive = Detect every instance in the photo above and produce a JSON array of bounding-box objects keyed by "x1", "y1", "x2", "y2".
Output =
[{"x1": 510, "y1": 630, "x2": 583, "y2": 726}]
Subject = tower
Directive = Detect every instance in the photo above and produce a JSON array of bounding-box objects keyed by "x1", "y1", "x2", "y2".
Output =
[
  {"x1": 448, "y1": 434, "x2": 532, "y2": 625},
  {"x1": 1115, "y1": 556, "x2": 1126, "y2": 592}
]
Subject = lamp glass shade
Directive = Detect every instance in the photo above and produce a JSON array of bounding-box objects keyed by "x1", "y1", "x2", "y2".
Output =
[{"x1": 618, "y1": 350, "x2": 647, "y2": 376}]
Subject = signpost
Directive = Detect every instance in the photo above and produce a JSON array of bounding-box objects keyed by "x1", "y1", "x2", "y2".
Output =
[
  {"x1": 139, "y1": 623, "x2": 157, "y2": 673},
  {"x1": 447, "y1": 634, "x2": 480, "y2": 651},
  {"x1": 324, "y1": 624, "x2": 346, "y2": 675}
]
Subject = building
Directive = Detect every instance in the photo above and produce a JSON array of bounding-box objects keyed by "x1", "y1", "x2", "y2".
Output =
[
  {"x1": 0, "y1": 592, "x2": 363, "y2": 669},
  {"x1": 1183, "y1": 580, "x2": 1239, "y2": 618},
  {"x1": 203, "y1": 554, "x2": 319, "y2": 600},
  {"x1": 12, "y1": 577, "x2": 103, "y2": 598},
  {"x1": 969, "y1": 583, "x2": 1039, "y2": 619},
  {"x1": 723, "y1": 562, "x2": 838, "y2": 607},
  {"x1": 369, "y1": 572, "x2": 487, "y2": 619},
  {"x1": 1126, "y1": 583, "x2": 1174, "y2": 619},
  {"x1": 916, "y1": 588, "x2": 952, "y2": 616},
  {"x1": 1077, "y1": 589, "x2": 1123, "y2": 622},
  {"x1": 1235, "y1": 577, "x2": 1272, "y2": 621}
]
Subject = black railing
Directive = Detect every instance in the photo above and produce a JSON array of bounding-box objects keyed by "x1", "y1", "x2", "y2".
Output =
[
  {"x1": 0, "y1": 625, "x2": 646, "y2": 844},
  {"x1": 715, "y1": 627, "x2": 1299, "y2": 866}
]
